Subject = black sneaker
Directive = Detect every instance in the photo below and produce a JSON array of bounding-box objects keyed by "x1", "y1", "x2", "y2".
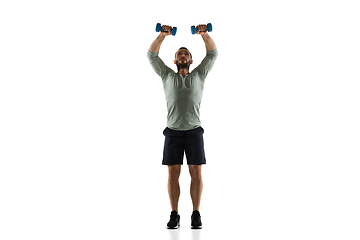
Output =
[
  {"x1": 191, "y1": 210, "x2": 202, "y2": 229},
  {"x1": 167, "y1": 211, "x2": 180, "y2": 229}
]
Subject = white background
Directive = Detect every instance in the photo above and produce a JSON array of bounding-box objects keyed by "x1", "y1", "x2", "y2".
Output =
[{"x1": 1, "y1": 0, "x2": 359, "y2": 239}]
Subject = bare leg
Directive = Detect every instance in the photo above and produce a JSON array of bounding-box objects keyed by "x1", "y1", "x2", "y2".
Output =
[
  {"x1": 168, "y1": 165, "x2": 181, "y2": 212},
  {"x1": 189, "y1": 165, "x2": 203, "y2": 211}
]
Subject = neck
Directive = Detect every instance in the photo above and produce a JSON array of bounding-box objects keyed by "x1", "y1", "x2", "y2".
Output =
[{"x1": 177, "y1": 68, "x2": 189, "y2": 77}]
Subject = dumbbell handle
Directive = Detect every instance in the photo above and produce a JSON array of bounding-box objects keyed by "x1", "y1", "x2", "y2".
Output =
[
  {"x1": 193, "y1": 27, "x2": 208, "y2": 32},
  {"x1": 156, "y1": 23, "x2": 177, "y2": 36},
  {"x1": 191, "y1": 23, "x2": 212, "y2": 35},
  {"x1": 160, "y1": 26, "x2": 170, "y2": 32}
]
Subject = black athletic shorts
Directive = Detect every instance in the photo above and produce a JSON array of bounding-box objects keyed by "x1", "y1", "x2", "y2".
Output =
[{"x1": 162, "y1": 126, "x2": 206, "y2": 165}]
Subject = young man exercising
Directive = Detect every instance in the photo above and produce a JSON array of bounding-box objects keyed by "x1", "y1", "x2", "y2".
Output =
[{"x1": 147, "y1": 24, "x2": 217, "y2": 229}]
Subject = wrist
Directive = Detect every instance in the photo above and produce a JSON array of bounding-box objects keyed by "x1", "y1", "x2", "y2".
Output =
[
  {"x1": 201, "y1": 32, "x2": 210, "y2": 38},
  {"x1": 158, "y1": 33, "x2": 166, "y2": 40}
]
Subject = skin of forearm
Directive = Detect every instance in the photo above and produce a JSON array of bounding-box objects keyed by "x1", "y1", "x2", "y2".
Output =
[
  {"x1": 201, "y1": 33, "x2": 217, "y2": 51},
  {"x1": 150, "y1": 34, "x2": 166, "y2": 53}
]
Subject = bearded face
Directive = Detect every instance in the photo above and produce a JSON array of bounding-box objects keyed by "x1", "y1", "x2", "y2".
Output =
[
  {"x1": 175, "y1": 59, "x2": 192, "y2": 69},
  {"x1": 174, "y1": 48, "x2": 193, "y2": 70}
]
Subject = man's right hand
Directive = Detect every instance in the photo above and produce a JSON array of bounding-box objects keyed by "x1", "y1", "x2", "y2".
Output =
[{"x1": 160, "y1": 25, "x2": 172, "y2": 36}]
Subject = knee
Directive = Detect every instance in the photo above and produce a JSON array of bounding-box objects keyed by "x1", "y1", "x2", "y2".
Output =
[
  {"x1": 168, "y1": 166, "x2": 181, "y2": 182},
  {"x1": 189, "y1": 168, "x2": 202, "y2": 181},
  {"x1": 169, "y1": 172, "x2": 180, "y2": 182}
]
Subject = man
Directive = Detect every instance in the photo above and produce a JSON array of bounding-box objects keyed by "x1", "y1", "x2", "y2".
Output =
[{"x1": 147, "y1": 24, "x2": 217, "y2": 229}]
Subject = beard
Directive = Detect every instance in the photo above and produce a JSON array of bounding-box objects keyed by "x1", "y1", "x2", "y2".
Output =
[{"x1": 176, "y1": 60, "x2": 191, "y2": 70}]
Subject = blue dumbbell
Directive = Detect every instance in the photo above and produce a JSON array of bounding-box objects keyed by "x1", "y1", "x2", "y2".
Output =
[
  {"x1": 156, "y1": 23, "x2": 177, "y2": 36},
  {"x1": 191, "y1": 23, "x2": 212, "y2": 34}
]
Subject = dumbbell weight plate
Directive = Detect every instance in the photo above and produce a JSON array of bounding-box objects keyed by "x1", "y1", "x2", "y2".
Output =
[
  {"x1": 156, "y1": 23, "x2": 162, "y2": 32},
  {"x1": 191, "y1": 26, "x2": 197, "y2": 34},
  {"x1": 207, "y1": 23, "x2": 212, "y2": 32},
  {"x1": 171, "y1": 27, "x2": 177, "y2": 36}
]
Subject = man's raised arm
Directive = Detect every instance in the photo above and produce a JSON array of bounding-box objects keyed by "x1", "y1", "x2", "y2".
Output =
[
  {"x1": 148, "y1": 25, "x2": 175, "y2": 79},
  {"x1": 191, "y1": 25, "x2": 218, "y2": 80},
  {"x1": 149, "y1": 25, "x2": 172, "y2": 53},
  {"x1": 196, "y1": 25, "x2": 217, "y2": 51}
]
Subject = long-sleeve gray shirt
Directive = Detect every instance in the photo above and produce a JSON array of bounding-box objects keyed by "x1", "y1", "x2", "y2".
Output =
[{"x1": 147, "y1": 48, "x2": 218, "y2": 131}]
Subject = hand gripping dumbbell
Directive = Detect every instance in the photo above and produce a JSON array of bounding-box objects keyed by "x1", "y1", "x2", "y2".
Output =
[
  {"x1": 156, "y1": 23, "x2": 177, "y2": 36},
  {"x1": 191, "y1": 23, "x2": 212, "y2": 34}
]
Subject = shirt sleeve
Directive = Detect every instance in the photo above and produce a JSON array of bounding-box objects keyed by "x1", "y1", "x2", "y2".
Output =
[
  {"x1": 147, "y1": 49, "x2": 174, "y2": 80},
  {"x1": 192, "y1": 48, "x2": 218, "y2": 81}
]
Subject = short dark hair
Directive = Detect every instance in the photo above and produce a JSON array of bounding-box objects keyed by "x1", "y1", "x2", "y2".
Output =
[{"x1": 175, "y1": 47, "x2": 192, "y2": 59}]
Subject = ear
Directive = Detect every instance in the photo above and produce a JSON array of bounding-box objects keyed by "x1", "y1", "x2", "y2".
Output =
[
  {"x1": 190, "y1": 60, "x2": 193, "y2": 65},
  {"x1": 174, "y1": 60, "x2": 176, "y2": 64}
]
